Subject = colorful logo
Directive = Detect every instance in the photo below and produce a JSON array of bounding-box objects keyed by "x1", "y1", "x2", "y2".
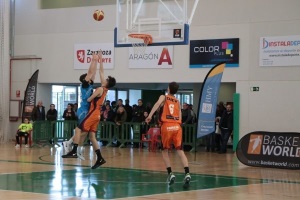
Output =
[
  {"x1": 247, "y1": 134, "x2": 263, "y2": 155},
  {"x1": 221, "y1": 41, "x2": 233, "y2": 55},
  {"x1": 77, "y1": 50, "x2": 85, "y2": 63}
]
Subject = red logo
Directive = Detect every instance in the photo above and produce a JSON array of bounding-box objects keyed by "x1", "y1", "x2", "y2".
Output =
[
  {"x1": 77, "y1": 50, "x2": 85, "y2": 63},
  {"x1": 158, "y1": 48, "x2": 172, "y2": 65}
]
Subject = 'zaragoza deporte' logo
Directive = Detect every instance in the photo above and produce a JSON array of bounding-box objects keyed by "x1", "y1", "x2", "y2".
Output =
[{"x1": 247, "y1": 134, "x2": 263, "y2": 155}]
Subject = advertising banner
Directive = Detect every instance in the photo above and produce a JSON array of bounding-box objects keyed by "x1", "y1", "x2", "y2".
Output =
[
  {"x1": 190, "y1": 38, "x2": 239, "y2": 68},
  {"x1": 197, "y1": 63, "x2": 225, "y2": 138},
  {"x1": 259, "y1": 35, "x2": 300, "y2": 66},
  {"x1": 22, "y1": 70, "x2": 39, "y2": 121},
  {"x1": 128, "y1": 46, "x2": 173, "y2": 68},
  {"x1": 236, "y1": 131, "x2": 300, "y2": 170},
  {"x1": 74, "y1": 43, "x2": 114, "y2": 69}
]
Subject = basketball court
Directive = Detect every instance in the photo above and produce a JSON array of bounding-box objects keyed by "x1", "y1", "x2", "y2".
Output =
[
  {"x1": 0, "y1": 1, "x2": 300, "y2": 199},
  {"x1": 0, "y1": 143, "x2": 299, "y2": 199}
]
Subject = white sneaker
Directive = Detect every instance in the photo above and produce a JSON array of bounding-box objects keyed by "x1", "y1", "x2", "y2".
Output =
[
  {"x1": 77, "y1": 152, "x2": 85, "y2": 160},
  {"x1": 25, "y1": 144, "x2": 29, "y2": 148},
  {"x1": 167, "y1": 172, "x2": 176, "y2": 186},
  {"x1": 63, "y1": 141, "x2": 72, "y2": 154},
  {"x1": 15, "y1": 144, "x2": 20, "y2": 148},
  {"x1": 183, "y1": 173, "x2": 191, "y2": 188}
]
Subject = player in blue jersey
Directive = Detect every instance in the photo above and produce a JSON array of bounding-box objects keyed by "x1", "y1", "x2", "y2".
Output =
[{"x1": 62, "y1": 53, "x2": 99, "y2": 155}]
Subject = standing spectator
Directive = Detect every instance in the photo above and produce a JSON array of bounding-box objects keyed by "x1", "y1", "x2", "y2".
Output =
[
  {"x1": 218, "y1": 101, "x2": 226, "y2": 116},
  {"x1": 188, "y1": 104, "x2": 197, "y2": 123},
  {"x1": 101, "y1": 104, "x2": 115, "y2": 122},
  {"x1": 46, "y1": 104, "x2": 58, "y2": 144},
  {"x1": 131, "y1": 99, "x2": 146, "y2": 147},
  {"x1": 114, "y1": 106, "x2": 127, "y2": 146},
  {"x1": 215, "y1": 105, "x2": 222, "y2": 152},
  {"x1": 15, "y1": 118, "x2": 32, "y2": 148},
  {"x1": 46, "y1": 104, "x2": 57, "y2": 121},
  {"x1": 131, "y1": 99, "x2": 146, "y2": 123},
  {"x1": 31, "y1": 100, "x2": 45, "y2": 122},
  {"x1": 73, "y1": 103, "x2": 78, "y2": 120},
  {"x1": 124, "y1": 99, "x2": 133, "y2": 122},
  {"x1": 115, "y1": 99, "x2": 124, "y2": 112},
  {"x1": 111, "y1": 101, "x2": 117, "y2": 113},
  {"x1": 219, "y1": 104, "x2": 233, "y2": 154},
  {"x1": 181, "y1": 103, "x2": 192, "y2": 124},
  {"x1": 145, "y1": 102, "x2": 152, "y2": 113},
  {"x1": 63, "y1": 103, "x2": 76, "y2": 120},
  {"x1": 63, "y1": 103, "x2": 76, "y2": 140}
]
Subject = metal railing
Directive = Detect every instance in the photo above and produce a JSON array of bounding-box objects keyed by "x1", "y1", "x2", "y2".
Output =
[{"x1": 32, "y1": 120, "x2": 199, "y2": 151}]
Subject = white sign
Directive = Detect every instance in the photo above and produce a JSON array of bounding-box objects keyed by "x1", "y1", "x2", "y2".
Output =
[
  {"x1": 74, "y1": 43, "x2": 114, "y2": 69},
  {"x1": 259, "y1": 35, "x2": 300, "y2": 66},
  {"x1": 128, "y1": 46, "x2": 173, "y2": 68}
]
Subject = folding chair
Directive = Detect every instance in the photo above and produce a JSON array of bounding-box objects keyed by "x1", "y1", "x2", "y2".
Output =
[
  {"x1": 15, "y1": 130, "x2": 32, "y2": 147},
  {"x1": 140, "y1": 127, "x2": 161, "y2": 152}
]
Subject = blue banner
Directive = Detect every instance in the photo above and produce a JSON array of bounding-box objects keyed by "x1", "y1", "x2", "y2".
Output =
[{"x1": 197, "y1": 63, "x2": 225, "y2": 138}]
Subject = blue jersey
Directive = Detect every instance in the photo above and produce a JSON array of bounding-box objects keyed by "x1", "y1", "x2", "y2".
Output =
[{"x1": 77, "y1": 84, "x2": 93, "y2": 124}]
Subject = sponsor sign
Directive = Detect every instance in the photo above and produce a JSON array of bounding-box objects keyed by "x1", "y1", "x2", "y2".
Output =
[
  {"x1": 128, "y1": 46, "x2": 173, "y2": 68},
  {"x1": 190, "y1": 38, "x2": 239, "y2": 68},
  {"x1": 236, "y1": 131, "x2": 300, "y2": 169},
  {"x1": 197, "y1": 63, "x2": 225, "y2": 138},
  {"x1": 22, "y1": 70, "x2": 39, "y2": 121},
  {"x1": 74, "y1": 43, "x2": 114, "y2": 69},
  {"x1": 259, "y1": 35, "x2": 300, "y2": 66}
]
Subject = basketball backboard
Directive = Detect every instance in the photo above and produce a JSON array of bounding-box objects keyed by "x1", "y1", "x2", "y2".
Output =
[{"x1": 115, "y1": 0, "x2": 199, "y2": 47}]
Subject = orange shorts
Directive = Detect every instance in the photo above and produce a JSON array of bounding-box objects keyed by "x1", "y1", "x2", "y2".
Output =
[
  {"x1": 78, "y1": 111, "x2": 100, "y2": 133},
  {"x1": 160, "y1": 122, "x2": 182, "y2": 150}
]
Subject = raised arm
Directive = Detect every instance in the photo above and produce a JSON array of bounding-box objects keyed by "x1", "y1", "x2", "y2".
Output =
[
  {"x1": 98, "y1": 51, "x2": 106, "y2": 86},
  {"x1": 87, "y1": 87, "x2": 103, "y2": 102},
  {"x1": 85, "y1": 52, "x2": 98, "y2": 82}
]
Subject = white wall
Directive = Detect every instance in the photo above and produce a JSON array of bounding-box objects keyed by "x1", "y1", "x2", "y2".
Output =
[{"x1": 12, "y1": 0, "x2": 300, "y2": 138}]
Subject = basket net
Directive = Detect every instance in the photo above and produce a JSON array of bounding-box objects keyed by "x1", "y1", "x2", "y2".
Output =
[{"x1": 128, "y1": 34, "x2": 153, "y2": 55}]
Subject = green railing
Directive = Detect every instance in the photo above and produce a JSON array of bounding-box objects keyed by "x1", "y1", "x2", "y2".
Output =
[{"x1": 32, "y1": 120, "x2": 198, "y2": 151}]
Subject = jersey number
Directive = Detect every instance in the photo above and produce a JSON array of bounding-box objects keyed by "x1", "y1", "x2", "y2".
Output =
[{"x1": 169, "y1": 104, "x2": 175, "y2": 114}]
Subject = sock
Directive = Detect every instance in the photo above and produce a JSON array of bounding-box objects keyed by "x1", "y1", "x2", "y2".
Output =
[
  {"x1": 184, "y1": 167, "x2": 190, "y2": 175},
  {"x1": 68, "y1": 138, "x2": 73, "y2": 144},
  {"x1": 95, "y1": 149, "x2": 103, "y2": 160},
  {"x1": 71, "y1": 143, "x2": 78, "y2": 153},
  {"x1": 167, "y1": 167, "x2": 172, "y2": 175}
]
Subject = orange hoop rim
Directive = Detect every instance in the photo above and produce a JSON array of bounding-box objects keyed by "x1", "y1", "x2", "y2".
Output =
[{"x1": 128, "y1": 33, "x2": 153, "y2": 45}]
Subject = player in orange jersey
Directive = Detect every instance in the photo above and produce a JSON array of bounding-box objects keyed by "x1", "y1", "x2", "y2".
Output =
[
  {"x1": 62, "y1": 51, "x2": 116, "y2": 170},
  {"x1": 146, "y1": 82, "x2": 191, "y2": 188}
]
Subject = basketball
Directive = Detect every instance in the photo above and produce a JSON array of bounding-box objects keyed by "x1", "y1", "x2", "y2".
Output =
[{"x1": 93, "y1": 10, "x2": 104, "y2": 21}]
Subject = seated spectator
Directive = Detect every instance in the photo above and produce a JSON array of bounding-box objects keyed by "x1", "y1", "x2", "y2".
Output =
[{"x1": 15, "y1": 118, "x2": 32, "y2": 148}]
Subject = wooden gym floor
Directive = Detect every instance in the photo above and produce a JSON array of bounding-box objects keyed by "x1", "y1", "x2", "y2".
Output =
[{"x1": 0, "y1": 143, "x2": 299, "y2": 200}]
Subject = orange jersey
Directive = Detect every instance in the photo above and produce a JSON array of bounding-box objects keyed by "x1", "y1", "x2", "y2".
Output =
[
  {"x1": 160, "y1": 95, "x2": 181, "y2": 124},
  {"x1": 79, "y1": 87, "x2": 108, "y2": 132}
]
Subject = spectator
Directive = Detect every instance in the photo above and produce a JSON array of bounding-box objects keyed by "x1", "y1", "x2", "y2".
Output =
[
  {"x1": 114, "y1": 106, "x2": 127, "y2": 146},
  {"x1": 124, "y1": 99, "x2": 133, "y2": 122},
  {"x1": 219, "y1": 104, "x2": 233, "y2": 154},
  {"x1": 46, "y1": 104, "x2": 58, "y2": 144},
  {"x1": 15, "y1": 118, "x2": 32, "y2": 148},
  {"x1": 101, "y1": 104, "x2": 115, "y2": 122},
  {"x1": 31, "y1": 100, "x2": 45, "y2": 121},
  {"x1": 181, "y1": 102, "x2": 192, "y2": 124}
]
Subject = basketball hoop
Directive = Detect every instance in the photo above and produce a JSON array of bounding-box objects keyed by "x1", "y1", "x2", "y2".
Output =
[{"x1": 128, "y1": 33, "x2": 153, "y2": 55}]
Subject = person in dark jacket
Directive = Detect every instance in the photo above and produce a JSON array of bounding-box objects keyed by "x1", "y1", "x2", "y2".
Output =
[
  {"x1": 46, "y1": 104, "x2": 58, "y2": 144},
  {"x1": 219, "y1": 104, "x2": 233, "y2": 153},
  {"x1": 31, "y1": 100, "x2": 45, "y2": 122}
]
